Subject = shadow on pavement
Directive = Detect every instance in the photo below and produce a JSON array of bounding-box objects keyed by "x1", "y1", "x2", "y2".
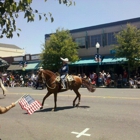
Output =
[{"x1": 35, "y1": 105, "x2": 90, "y2": 113}]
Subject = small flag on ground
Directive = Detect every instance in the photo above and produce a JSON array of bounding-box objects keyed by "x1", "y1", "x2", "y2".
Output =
[{"x1": 19, "y1": 95, "x2": 42, "y2": 115}]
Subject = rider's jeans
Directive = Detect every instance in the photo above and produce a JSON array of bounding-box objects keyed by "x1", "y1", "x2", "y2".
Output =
[{"x1": 61, "y1": 75, "x2": 66, "y2": 88}]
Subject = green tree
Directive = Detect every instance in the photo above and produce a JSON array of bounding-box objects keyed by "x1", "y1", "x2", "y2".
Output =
[
  {"x1": 0, "y1": 0, "x2": 75, "y2": 38},
  {"x1": 41, "y1": 28, "x2": 79, "y2": 72},
  {"x1": 114, "y1": 24, "x2": 140, "y2": 73}
]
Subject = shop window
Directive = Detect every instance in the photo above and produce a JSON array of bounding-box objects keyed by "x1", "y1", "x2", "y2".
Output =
[
  {"x1": 75, "y1": 37, "x2": 85, "y2": 48},
  {"x1": 108, "y1": 32, "x2": 117, "y2": 45}
]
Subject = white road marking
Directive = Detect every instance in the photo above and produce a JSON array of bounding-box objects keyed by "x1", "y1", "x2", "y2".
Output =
[{"x1": 71, "y1": 128, "x2": 91, "y2": 138}]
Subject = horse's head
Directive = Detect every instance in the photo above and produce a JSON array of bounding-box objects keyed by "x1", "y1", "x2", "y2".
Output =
[
  {"x1": 37, "y1": 69, "x2": 56, "y2": 84},
  {"x1": 37, "y1": 69, "x2": 46, "y2": 83}
]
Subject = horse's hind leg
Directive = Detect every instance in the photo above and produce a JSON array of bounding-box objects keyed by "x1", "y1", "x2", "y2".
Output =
[
  {"x1": 73, "y1": 89, "x2": 81, "y2": 107},
  {"x1": 52, "y1": 93, "x2": 57, "y2": 111},
  {"x1": 40, "y1": 92, "x2": 51, "y2": 109}
]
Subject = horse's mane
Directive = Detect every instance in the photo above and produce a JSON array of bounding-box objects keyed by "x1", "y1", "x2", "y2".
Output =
[{"x1": 42, "y1": 70, "x2": 56, "y2": 77}]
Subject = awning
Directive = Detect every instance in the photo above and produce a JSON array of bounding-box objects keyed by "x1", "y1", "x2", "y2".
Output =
[
  {"x1": 0, "y1": 58, "x2": 9, "y2": 67},
  {"x1": 25, "y1": 63, "x2": 40, "y2": 70},
  {"x1": 7, "y1": 64, "x2": 22, "y2": 71},
  {"x1": 102, "y1": 57, "x2": 127, "y2": 64},
  {"x1": 70, "y1": 57, "x2": 128, "y2": 66},
  {"x1": 70, "y1": 59, "x2": 97, "y2": 66},
  {"x1": 7, "y1": 62, "x2": 41, "y2": 71}
]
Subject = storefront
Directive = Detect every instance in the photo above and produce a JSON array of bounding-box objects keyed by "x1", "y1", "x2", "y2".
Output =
[{"x1": 69, "y1": 57, "x2": 127, "y2": 75}]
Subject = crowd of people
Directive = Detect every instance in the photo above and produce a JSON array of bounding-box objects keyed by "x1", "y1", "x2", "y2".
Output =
[
  {"x1": 0, "y1": 68, "x2": 140, "y2": 89},
  {"x1": 77, "y1": 70, "x2": 140, "y2": 88},
  {"x1": 0, "y1": 72, "x2": 39, "y2": 88}
]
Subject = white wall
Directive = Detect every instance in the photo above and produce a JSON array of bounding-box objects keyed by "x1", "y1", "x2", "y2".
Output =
[{"x1": 0, "y1": 47, "x2": 25, "y2": 57}]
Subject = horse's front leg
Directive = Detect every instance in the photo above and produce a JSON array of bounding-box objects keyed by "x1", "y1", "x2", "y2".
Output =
[
  {"x1": 52, "y1": 93, "x2": 58, "y2": 111},
  {"x1": 40, "y1": 92, "x2": 51, "y2": 109},
  {"x1": 73, "y1": 96, "x2": 78, "y2": 107},
  {"x1": 73, "y1": 89, "x2": 81, "y2": 107}
]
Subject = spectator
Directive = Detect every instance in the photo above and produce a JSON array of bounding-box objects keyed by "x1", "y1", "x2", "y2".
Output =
[
  {"x1": 20, "y1": 75, "x2": 24, "y2": 87},
  {"x1": 123, "y1": 70, "x2": 128, "y2": 85},
  {"x1": 114, "y1": 73, "x2": 118, "y2": 87},
  {"x1": 78, "y1": 74, "x2": 81, "y2": 77},
  {"x1": 98, "y1": 72, "x2": 103, "y2": 87},
  {"x1": 89, "y1": 72, "x2": 94, "y2": 82},
  {"x1": 10, "y1": 74, "x2": 15, "y2": 87},
  {"x1": 129, "y1": 78, "x2": 135, "y2": 88},
  {"x1": 92, "y1": 73, "x2": 97, "y2": 85},
  {"x1": 82, "y1": 73, "x2": 87, "y2": 79}
]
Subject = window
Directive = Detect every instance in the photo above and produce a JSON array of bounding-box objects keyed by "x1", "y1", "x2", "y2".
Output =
[
  {"x1": 75, "y1": 37, "x2": 85, "y2": 48},
  {"x1": 91, "y1": 35, "x2": 102, "y2": 47},
  {"x1": 107, "y1": 32, "x2": 117, "y2": 45}
]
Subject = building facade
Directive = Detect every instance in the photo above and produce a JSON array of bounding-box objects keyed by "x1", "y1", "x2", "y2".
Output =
[
  {"x1": 0, "y1": 43, "x2": 25, "y2": 57},
  {"x1": 2, "y1": 54, "x2": 41, "y2": 74},
  {"x1": 45, "y1": 17, "x2": 140, "y2": 75}
]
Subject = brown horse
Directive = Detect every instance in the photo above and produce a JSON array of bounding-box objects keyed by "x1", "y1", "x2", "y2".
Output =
[{"x1": 38, "y1": 69, "x2": 96, "y2": 111}]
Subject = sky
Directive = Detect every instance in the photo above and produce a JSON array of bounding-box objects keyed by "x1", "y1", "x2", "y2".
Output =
[{"x1": 1, "y1": 0, "x2": 140, "y2": 54}]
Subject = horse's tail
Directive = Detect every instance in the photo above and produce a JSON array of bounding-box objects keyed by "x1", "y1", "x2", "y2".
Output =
[
  {"x1": 82, "y1": 78, "x2": 96, "y2": 92},
  {"x1": 0, "y1": 78, "x2": 7, "y2": 92}
]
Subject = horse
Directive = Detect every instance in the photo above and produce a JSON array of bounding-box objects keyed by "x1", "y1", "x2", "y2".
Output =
[
  {"x1": 37, "y1": 69, "x2": 96, "y2": 111},
  {"x1": 0, "y1": 78, "x2": 7, "y2": 96}
]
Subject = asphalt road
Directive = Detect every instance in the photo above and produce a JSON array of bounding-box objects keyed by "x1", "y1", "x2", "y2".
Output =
[{"x1": 0, "y1": 87, "x2": 140, "y2": 140}]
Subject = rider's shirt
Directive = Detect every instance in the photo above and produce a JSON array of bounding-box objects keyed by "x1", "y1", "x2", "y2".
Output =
[{"x1": 60, "y1": 64, "x2": 69, "y2": 76}]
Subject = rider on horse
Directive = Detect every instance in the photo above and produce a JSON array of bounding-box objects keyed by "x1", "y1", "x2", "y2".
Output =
[{"x1": 60, "y1": 57, "x2": 69, "y2": 89}]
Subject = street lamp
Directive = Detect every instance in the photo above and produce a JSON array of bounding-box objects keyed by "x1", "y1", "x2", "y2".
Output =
[
  {"x1": 96, "y1": 42, "x2": 100, "y2": 53},
  {"x1": 96, "y1": 42, "x2": 100, "y2": 74}
]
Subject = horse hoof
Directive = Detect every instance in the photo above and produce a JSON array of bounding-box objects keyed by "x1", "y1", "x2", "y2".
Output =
[
  {"x1": 40, "y1": 107, "x2": 43, "y2": 110},
  {"x1": 4, "y1": 94, "x2": 6, "y2": 96},
  {"x1": 73, "y1": 103, "x2": 75, "y2": 107},
  {"x1": 76, "y1": 104, "x2": 80, "y2": 107},
  {"x1": 51, "y1": 108, "x2": 56, "y2": 111}
]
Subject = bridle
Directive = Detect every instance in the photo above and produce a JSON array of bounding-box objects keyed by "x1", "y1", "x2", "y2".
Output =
[{"x1": 40, "y1": 71, "x2": 57, "y2": 90}]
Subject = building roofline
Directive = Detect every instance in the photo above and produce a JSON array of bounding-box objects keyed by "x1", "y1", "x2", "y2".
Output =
[
  {"x1": 45, "y1": 17, "x2": 140, "y2": 37},
  {"x1": 0, "y1": 43, "x2": 23, "y2": 50}
]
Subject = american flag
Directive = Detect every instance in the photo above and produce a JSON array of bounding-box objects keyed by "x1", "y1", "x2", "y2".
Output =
[{"x1": 19, "y1": 95, "x2": 42, "y2": 115}]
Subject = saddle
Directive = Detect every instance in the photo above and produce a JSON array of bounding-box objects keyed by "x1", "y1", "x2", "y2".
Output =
[{"x1": 55, "y1": 74, "x2": 75, "y2": 89}]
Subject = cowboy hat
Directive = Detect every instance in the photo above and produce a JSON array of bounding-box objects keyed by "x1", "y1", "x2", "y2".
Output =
[
  {"x1": 60, "y1": 57, "x2": 69, "y2": 62},
  {"x1": 39, "y1": 67, "x2": 43, "y2": 69}
]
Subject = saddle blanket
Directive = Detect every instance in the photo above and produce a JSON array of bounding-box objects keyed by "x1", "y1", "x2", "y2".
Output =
[{"x1": 55, "y1": 75, "x2": 74, "y2": 82}]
